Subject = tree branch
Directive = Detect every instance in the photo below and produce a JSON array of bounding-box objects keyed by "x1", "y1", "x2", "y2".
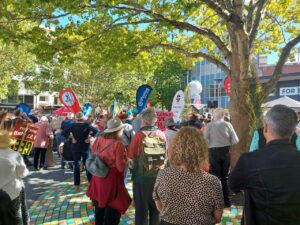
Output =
[
  {"x1": 134, "y1": 43, "x2": 230, "y2": 73},
  {"x1": 263, "y1": 34, "x2": 300, "y2": 99},
  {"x1": 57, "y1": 19, "x2": 159, "y2": 51},
  {"x1": 0, "y1": 12, "x2": 71, "y2": 24},
  {"x1": 199, "y1": 0, "x2": 231, "y2": 21},
  {"x1": 249, "y1": 0, "x2": 269, "y2": 49},
  {"x1": 266, "y1": 12, "x2": 287, "y2": 43},
  {"x1": 246, "y1": 0, "x2": 255, "y2": 33},
  {"x1": 232, "y1": 0, "x2": 244, "y2": 17},
  {"x1": 95, "y1": 2, "x2": 232, "y2": 60}
]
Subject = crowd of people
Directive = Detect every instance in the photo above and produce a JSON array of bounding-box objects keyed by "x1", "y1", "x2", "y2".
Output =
[{"x1": 0, "y1": 104, "x2": 300, "y2": 225}]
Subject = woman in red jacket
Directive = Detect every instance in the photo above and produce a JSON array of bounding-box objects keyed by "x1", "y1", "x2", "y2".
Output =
[{"x1": 87, "y1": 117, "x2": 131, "y2": 225}]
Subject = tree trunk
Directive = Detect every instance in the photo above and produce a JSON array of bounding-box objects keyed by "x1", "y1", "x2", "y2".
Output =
[{"x1": 228, "y1": 29, "x2": 255, "y2": 167}]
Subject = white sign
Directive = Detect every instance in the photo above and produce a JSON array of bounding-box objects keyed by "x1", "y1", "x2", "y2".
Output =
[
  {"x1": 280, "y1": 87, "x2": 299, "y2": 96},
  {"x1": 171, "y1": 90, "x2": 185, "y2": 123}
]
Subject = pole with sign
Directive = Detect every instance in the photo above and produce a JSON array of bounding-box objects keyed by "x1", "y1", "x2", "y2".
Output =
[{"x1": 59, "y1": 89, "x2": 81, "y2": 114}]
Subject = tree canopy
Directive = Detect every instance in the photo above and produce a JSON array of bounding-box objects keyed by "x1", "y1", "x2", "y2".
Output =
[{"x1": 1, "y1": 0, "x2": 300, "y2": 164}]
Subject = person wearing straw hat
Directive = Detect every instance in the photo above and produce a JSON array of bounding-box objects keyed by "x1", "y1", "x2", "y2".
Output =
[
  {"x1": 0, "y1": 130, "x2": 29, "y2": 225},
  {"x1": 87, "y1": 117, "x2": 130, "y2": 225}
]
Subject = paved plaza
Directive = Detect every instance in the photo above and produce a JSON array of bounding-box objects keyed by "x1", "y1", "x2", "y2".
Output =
[{"x1": 24, "y1": 157, "x2": 243, "y2": 225}]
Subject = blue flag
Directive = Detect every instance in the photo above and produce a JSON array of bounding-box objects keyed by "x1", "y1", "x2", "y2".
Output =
[
  {"x1": 15, "y1": 103, "x2": 31, "y2": 115},
  {"x1": 83, "y1": 103, "x2": 93, "y2": 116},
  {"x1": 136, "y1": 85, "x2": 153, "y2": 113}
]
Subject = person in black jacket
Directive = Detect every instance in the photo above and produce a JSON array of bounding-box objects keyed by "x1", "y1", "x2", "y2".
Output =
[
  {"x1": 66, "y1": 112, "x2": 97, "y2": 186},
  {"x1": 229, "y1": 105, "x2": 300, "y2": 225}
]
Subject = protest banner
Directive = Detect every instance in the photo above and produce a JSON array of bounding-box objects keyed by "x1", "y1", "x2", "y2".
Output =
[
  {"x1": 15, "y1": 103, "x2": 31, "y2": 115},
  {"x1": 155, "y1": 111, "x2": 174, "y2": 131},
  {"x1": 136, "y1": 85, "x2": 153, "y2": 113},
  {"x1": 11, "y1": 121, "x2": 38, "y2": 155},
  {"x1": 224, "y1": 75, "x2": 231, "y2": 96},
  {"x1": 59, "y1": 89, "x2": 81, "y2": 114},
  {"x1": 171, "y1": 90, "x2": 185, "y2": 123},
  {"x1": 83, "y1": 103, "x2": 93, "y2": 116}
]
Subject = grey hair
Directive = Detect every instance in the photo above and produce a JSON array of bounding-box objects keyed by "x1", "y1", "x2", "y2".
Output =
[
  {"x1": 264, "y1": 104, "x2": 297, "y2": 138},
  {"x1": 141, "y1": 108, "x2": 157, "y2": 125},
  {"x1": 213, "y1": 108, "x2": 225, "y2": 121}
]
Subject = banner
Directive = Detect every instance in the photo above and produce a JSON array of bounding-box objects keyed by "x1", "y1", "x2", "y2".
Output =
[
  {"x1": 15, "y1": 103, "x2": 31, "y2": 116},
  {"x1": 83, "y1": 103, "x2": 93, "y2": 116},
  {"x1": 136, "y1": 85, "x2": 153, "y2": 113},
  {"x1": 110, "y1": 98, "x2": 120, "y2": 116},
  {"x1": 11, "y1": 121, "x2": 38, "y2": 155},
  {"x1": 171, "y1": 90, "x2": 185, "y2": 123},
  {"x1": 224, "y1": 76, "x2": 231, "y2": 96},
  {"x1": 155, "y1": 111, "x2": 174, "y2": 131},
  {"x1": 59, "y1": 89, "x2": 81, "y2": 114}
]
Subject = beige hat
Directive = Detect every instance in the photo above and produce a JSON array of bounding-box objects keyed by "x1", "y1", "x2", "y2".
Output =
[
  {"x1": 0, "y1": 130, "x2": 15, "y2": 148},
  {"x1": 104, "y1": 117, "x2": 125, "y2": 133},
  {"x1": 165, "y1": 117, "x2": 175, "y2": 127},
  {"x1": 40, "y1": 116, "x2": 49, "y2": 122}
]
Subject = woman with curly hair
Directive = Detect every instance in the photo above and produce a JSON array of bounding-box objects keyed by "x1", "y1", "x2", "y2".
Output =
[{"x1": 153, "y1": 127, "x2": 224, "y2": 225}]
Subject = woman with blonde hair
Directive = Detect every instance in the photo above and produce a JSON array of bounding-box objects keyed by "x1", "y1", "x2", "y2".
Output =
[{"x1": 153, "y1": 127, "x2": 224, "y2": 225}]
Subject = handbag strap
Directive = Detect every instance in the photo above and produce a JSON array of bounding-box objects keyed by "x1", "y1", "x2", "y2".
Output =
[{"x1": 96, "y1": 138, "x2": 116, "y2": 155}]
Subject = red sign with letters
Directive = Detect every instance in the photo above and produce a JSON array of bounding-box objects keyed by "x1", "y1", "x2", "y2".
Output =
[
  {"x1": 11, "y1": 121, "x2": 38, "y2": 155},
  {"x1": 155, "y1": 111, "x2": 174, "y2": 131}
]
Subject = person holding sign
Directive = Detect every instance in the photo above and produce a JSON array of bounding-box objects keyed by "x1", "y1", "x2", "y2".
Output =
[{"x1": 0, "y1": 130, "x2": 29, "y2": 225}]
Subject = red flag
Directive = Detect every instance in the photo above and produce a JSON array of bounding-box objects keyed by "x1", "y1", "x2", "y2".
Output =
[
  {"x1": 224, "y1": 76, "x2": 231, "y2": 96},
  {"x1": 59, "y1": 89, "x2": 81, "y2": 114}
]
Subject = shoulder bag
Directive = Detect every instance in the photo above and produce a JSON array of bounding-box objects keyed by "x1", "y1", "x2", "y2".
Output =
[{"x1": 86, "y1": 139, "x2": 116, "y2": 178}]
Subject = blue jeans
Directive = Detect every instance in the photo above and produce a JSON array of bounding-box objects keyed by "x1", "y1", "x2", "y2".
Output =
[{"x1": 72, "y1": 151, "x2": 89, "y2": 185}]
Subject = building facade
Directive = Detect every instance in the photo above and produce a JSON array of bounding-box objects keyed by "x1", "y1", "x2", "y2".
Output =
[
  {"x1": 0, "y1": 81, "x2": 60, "y2": 111},
  {"x1": 190, "y1": 56, "x2": 300, "y2": 109},
  {"x1": 190, "y1": 59, "x2": 229, "y2": 108}
]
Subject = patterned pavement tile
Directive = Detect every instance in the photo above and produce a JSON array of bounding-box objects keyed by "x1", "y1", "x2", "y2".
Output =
[{"x1": 29, "y1": 177, "x2": 243, "y2": 225}]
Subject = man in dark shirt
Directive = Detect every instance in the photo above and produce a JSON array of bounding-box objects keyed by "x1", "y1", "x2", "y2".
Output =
[
  {"x1": 67, "y1": 112, "x2": 95, "y2": 186},
  {"x1": 229, "y1": 105, "x2": 300, "y2": 225}
]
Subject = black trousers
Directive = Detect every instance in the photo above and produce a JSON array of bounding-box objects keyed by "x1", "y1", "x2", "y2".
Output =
[
  {"x1": 209, "y1": 146, "x2": 231, "y2": 206},
  {"x1": 95, "y1": 206, "x2": 120, "y2": 225},
  {"x1": 34, "y1": 148, "x2": 47, "y2": 169},
  {"x1": 133, "y1": 182, "x2": 159, "y2": 225}
]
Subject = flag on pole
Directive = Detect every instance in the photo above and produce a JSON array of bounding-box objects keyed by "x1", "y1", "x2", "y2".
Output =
[{"x1": 110, "y1": 98, "x2": 120, "y2": 116}]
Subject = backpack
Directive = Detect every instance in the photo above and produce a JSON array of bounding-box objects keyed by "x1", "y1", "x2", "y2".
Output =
[{"x1": 136, "y1": 131, "x2": 166, "y2": 181}]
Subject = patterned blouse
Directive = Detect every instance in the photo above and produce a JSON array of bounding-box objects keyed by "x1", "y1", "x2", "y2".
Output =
[{"x1": 153, "y1": 167, "x2": 224, "y2": 225}]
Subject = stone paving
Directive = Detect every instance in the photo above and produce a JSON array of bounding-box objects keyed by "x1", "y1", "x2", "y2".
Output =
[{"x1": 28, "y1": 176, "x2": 243, "y2": 225}]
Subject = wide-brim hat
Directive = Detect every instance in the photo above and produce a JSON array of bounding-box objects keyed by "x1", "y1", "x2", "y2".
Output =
[
  {"x1": 40, "y1": 116, "x2": 49, "y2": 122},
  {"x1": 0, "y1": 130, "x2": 15, "y2": 148},
  {"x1": 104, "y1": 117, "x2": 125, "y2": 133}
]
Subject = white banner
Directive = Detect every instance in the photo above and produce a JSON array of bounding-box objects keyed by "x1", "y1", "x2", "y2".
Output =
[
  {"x1": 280, "y1": 87, "x2": 299, "y2": 96},
  {"x1": 171, "y1": 90, "x2": 185, "y2": 123}
]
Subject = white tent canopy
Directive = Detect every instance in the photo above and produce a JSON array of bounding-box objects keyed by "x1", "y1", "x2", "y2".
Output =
[{"x1": 262, "y1": 96, "x2": 300, "y2": 109}]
